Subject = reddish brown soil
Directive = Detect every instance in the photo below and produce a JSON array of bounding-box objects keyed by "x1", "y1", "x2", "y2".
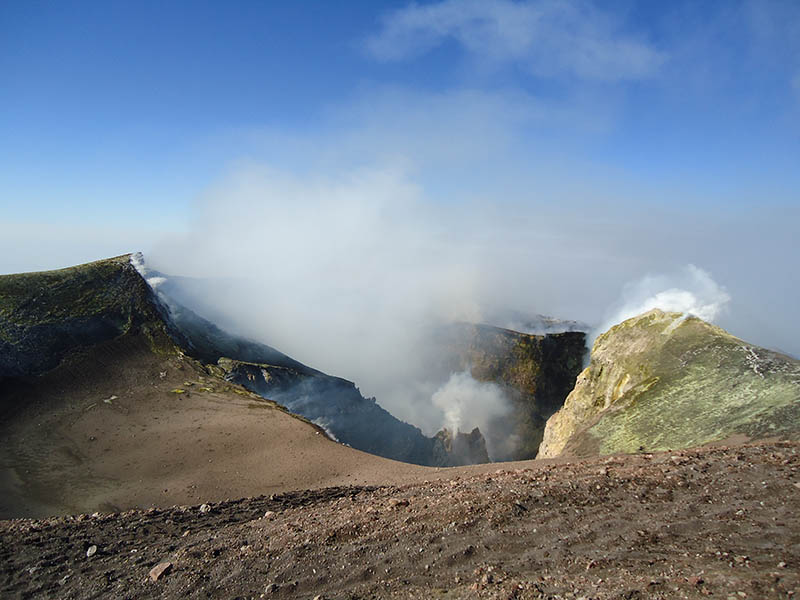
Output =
[{"x1": 2, "y1": 441, "x2": 798, "y2": 599}]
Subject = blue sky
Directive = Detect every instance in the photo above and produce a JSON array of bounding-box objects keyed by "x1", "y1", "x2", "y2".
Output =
[
  {"x1": 2, "y1": 0, "x2": 797, "y2": 237},
  {"x1": 1, "y1": 0, "x2": 799, "y2": 361}
]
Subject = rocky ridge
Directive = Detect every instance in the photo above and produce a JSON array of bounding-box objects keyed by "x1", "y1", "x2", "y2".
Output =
[
  {"x1": 539, "y1": 309, "x2": 800, "y2": 458},
  {"x1": 0, "y1": 255, "x2": 175, "y2": 380}
]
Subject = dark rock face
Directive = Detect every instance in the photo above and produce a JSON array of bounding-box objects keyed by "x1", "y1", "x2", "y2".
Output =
[
  {"x1": 217, "y1": 322, "x2": 587, "y2": 465},
  {"x1": 218, "y1": 359, "x2": 473, "y2": 467},
  {"x1": 435, "y1": 323, "x2": 587, "y2": 460}
]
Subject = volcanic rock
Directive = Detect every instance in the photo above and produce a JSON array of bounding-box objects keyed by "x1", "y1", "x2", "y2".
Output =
[
  {"x1": 148, "y1": 561, "x2": 172, "y2": 582},
  {"x1": 432, "y1": 427, "x2": 490, "y2": 466},
  {"x1": 539, "y1": 309, "x2": 800, "y2": 458}
]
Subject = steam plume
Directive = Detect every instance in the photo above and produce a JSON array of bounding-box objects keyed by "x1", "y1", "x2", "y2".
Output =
[
  {"x1": 431, "y1": 371, "x2": 511, "y2": 459},
  {"x1": 592, "y1": 265, "x2": 731, "y2": 347}
]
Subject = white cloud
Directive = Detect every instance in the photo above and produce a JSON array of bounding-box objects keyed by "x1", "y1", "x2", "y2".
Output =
[{"x1": 365, "y1": 0, "x2": 666, "y2": 81}]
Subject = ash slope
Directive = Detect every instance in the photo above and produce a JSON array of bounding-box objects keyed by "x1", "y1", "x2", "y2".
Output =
[{"x1": 540, "y1": 309, "x2": 800, "y2": 458}]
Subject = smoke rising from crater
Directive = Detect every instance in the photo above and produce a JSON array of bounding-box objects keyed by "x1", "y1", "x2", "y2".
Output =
[
  {"x1": 144, "y1": 83, "x2": 799, "y2": 436},
  {"x1": 146, "y1": 151, "x2": 799, "y2": 437},
  {"x1": 431, "y1": 371, "x2": 511, "y2": 460}
]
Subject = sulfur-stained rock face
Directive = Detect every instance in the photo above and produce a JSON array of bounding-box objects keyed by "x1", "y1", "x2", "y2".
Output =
[{"x1": 539, "y1": 309, "x2": 800, "y2": 458}]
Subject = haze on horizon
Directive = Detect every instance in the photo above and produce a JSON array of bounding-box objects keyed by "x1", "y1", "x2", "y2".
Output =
[{"x1": 2, "y1": 0, "x2": 799, "y2": 385}]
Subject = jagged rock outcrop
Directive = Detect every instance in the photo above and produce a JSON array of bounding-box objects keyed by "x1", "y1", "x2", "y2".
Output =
[
  {"x1": 432, "y1": 427, "x2": 490, "y2": 466},
  {"x1": 436, "y1": 323, "x2": 586, "y2": 460},
  {"x1": 539, "y1": 309, "x2": 800, "y2": 458}
]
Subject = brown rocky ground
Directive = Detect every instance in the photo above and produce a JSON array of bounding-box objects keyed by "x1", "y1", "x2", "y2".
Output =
[{"x1": 1, "y1": 441, "x2": 798, "y2": 599}]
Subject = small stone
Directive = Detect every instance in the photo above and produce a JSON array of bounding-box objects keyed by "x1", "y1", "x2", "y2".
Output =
[
  {"x1": 86, "y1": 545, "x2": 97, "y2": 558},
  {"x1": 388, "y1": 498, "x2": 409, "y2": 508},
  {"x1": 149, "y1": 561, "x2": 172, "y2": 582},
  {"x1": 263, "y1": 511, "x2": 275, "y2": 519},
  {"x1": 199, "y1": 503, "x2": 211, "y2": 513},
  {"x1": 778, "y1": 561, "x2": 787, "y2": 568},
  {"x1": 794, "y1": 482, "x2": 800, "y2": 490},
  {"x1": 264, "y1": 583, "x2": 279, "y2": 594}
]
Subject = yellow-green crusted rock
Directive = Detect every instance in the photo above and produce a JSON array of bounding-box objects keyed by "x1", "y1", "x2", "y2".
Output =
[{"x1": 539, "y1": 309, "x2": 800, "y2": 458}]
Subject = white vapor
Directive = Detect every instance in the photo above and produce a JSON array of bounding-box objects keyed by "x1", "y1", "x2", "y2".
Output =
[
  {"x1": 138, "y1": 0, "x2": 799, "y2": 438},
  {"x1": 431, "y1": 371, "x2": 511, "y2": 460},
  {"x1": 593, "y1": 265, "x2": 731, "y2": 346},
  {"x1": 149, "y1": 164, "x2": 493, "y2": 432},
  {"x1": 365, "y1": 0, "x2": 666, "y2": 81},
  {"x1": 147, "y1": 149, "x2": 799, "y2": 434}
]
